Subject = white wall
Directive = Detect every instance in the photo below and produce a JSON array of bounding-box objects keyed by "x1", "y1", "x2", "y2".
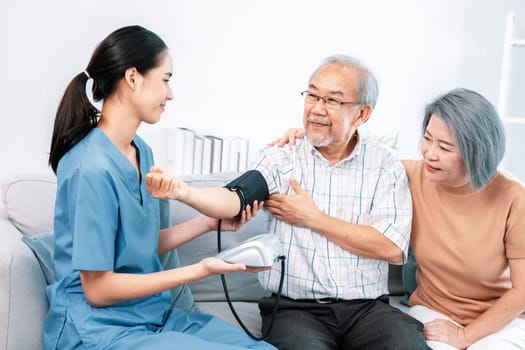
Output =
[{"x1": 2, "y1": 0, "x2": 524, "y2": 195}]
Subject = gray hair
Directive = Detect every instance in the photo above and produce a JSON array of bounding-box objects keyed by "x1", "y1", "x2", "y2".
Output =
[
  {"x1": 422, "y1": 88, "x2": 505, "y2": 189},
  {"x1": 309, "y1": 54, "x2": 379, "y2": 108}
]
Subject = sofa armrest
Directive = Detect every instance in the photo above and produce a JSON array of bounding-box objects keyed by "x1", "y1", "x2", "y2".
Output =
[
  {"x1": 388, "y1": 264, "x2": 404, "y2": 296},
  {"x1": 0, "y1": 214, "x2": 47, "y2": 350}
]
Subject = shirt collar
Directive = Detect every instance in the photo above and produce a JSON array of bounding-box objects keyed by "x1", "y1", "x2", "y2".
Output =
[{"x1": 306, "y1": 131, "x2": 362, "y2": 166}]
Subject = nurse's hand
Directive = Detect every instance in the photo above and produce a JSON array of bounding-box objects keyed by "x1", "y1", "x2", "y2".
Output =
[
  {"x1": 201, "y1": 257, "x2": 247, "y2": 274},
  {"x1": 201, "y1": 257, "x2": 271, "y2": 275},
  {"x1": 146, "y1": 166, "x2": 189, "y2": 201},
  {"x1": 205, "y1": 200, "x2": 264, "y2": 232}
]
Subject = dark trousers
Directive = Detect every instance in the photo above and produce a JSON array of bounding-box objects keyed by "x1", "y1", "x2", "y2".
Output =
[{"x1": 259, "y1": 295, "x2": 430, "y2": 350}]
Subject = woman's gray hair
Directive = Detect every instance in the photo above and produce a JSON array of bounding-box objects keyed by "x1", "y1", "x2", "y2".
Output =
[
  {"x1": 422, "y1": 88, "x2": 505, "y2": 189},
  {"x1": 309, "y1": 54, "x2": 379, "y2": 108}
]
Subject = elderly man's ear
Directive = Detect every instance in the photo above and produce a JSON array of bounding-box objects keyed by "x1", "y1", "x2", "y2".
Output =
[{"x1": 352, "y1": 104, "x2": 373, "y2": 127}]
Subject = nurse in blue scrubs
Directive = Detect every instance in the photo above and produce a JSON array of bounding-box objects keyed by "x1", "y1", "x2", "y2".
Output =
[{"x1": 45, "y1": 25, "x2": 275, "y2": 350}]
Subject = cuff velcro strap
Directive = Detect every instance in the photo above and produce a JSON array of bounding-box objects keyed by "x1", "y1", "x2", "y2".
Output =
[{"x1": 224, "y1": 170, "x2": 269, "y2": 216}]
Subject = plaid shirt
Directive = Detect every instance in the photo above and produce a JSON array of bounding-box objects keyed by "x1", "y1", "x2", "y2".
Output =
[{"x1": 255, "y1": 137, "x2": 412, "y2": 300}]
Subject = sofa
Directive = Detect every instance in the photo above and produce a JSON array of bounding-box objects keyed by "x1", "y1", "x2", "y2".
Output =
[{"x1": 1, "y1": 172, "x2": 408, "y2": 350}]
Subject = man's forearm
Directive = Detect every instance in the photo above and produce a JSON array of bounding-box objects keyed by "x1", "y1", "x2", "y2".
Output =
[
  {"x1": 309, "y1": 212, "x2": 403, "y2": 263},
  {"x1": 183, "y1": 187, "x2": 241, "y2": 219}
]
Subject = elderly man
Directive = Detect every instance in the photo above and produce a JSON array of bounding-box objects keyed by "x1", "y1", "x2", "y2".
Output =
[{"x1": 147, "y1": 55, "x2": 428, "y2": 349}]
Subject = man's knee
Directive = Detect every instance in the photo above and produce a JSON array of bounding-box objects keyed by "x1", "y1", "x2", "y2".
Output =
[
  {"x1": 265, "y1": 332, "x2": 336, "y2": 350},
  {"x1": 360, "y1": 312, "x2": 429, "y2": 349},
  {"x1": 261, "y1": 311, "x2": 336, "y2": 350},
  {"x1": 389, "y1": 320, "x2": 429, "y2": 349}
]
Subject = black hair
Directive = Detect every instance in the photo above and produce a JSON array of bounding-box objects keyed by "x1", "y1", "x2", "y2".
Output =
[{"x1": 49, "y1": 25, "x2": 168, "y2": 173}]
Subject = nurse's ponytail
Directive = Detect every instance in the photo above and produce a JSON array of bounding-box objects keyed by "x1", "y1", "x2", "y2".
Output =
[
  {"x1": 49, "y1": 25, "x2": 168, "y2": 173},
  {"x1": 49, "y1": 71, "x2": 98, "y2": 173}
]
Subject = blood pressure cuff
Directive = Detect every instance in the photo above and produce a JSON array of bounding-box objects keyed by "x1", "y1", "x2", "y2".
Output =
[{"x1": 224, "y1": 170, "x2": 269, "y2": 216}]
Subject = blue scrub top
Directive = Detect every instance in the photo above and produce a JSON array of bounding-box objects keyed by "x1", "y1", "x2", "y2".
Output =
[{"x1": 45, "y1": 128, "x2": 172, "y2": 348}]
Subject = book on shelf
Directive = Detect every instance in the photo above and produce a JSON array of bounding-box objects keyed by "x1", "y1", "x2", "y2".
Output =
[
  {"x1": 179, "y1": 127, "x2": 195, "y2": 176},
  {"x1": 201, "y1": 136, "x2": 213, "y2": 174},
  {"x1": 167, "y1": 127, "x2": 195, "y2": 176},
  {"x1": 221, "y1": 136, "x2": 249, "y2": 172},
  {"x1": 193, "y1": 135, "x2": 204, "y2": 175},
  {"x1": 221, "y1": 137, "x2": 233, "y2": 172},
  {"x1": 167, "y1": 127, "x2": 184, "y2": 176},
  {"x1": 202, "y1": 135, "x2": 223, "y2": 173},
  {"x1": 165, "y1": 127, "x2": 249, "y2": 175},
  {"x1": 233, "y1": 136, "x2": 249, "y2": 172}
]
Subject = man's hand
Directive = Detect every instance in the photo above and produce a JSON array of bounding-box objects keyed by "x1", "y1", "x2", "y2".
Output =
[
  {"x1": 424, "y1": 319, "x2": 469, "y2": 349},
  {"x1": 265, "y1": 178, "x2": 319, "y2": 227},
  {"x1": 146, "y1": 166, "x2": 189, "y2": 201}
]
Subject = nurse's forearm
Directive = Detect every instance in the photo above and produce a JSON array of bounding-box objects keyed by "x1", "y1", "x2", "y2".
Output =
[
  {"x1": 80, "y1": 262, "x2": 240, "y2": 307},
  {"x1": 157, "y1": 215, "x2": 213, "y2": 255}
]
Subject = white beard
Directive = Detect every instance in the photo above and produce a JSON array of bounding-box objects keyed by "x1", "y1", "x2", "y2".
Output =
[{"x1": 307, "y1": 132, "x2": 333, "y2": 147}]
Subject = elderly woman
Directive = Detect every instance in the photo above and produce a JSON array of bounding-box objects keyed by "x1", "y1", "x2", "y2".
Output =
[{"x1": 403, "y1": 88, "x2": 525, "y2": 349}]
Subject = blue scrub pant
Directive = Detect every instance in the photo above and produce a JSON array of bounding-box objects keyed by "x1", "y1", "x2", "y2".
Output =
[{"x1": 54, "y1": 307, "x2": 275, "y2": 350}]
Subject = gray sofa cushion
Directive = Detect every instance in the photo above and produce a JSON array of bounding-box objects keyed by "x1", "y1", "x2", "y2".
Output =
[
  {"x1": 1, "y1": 174, "x2": 56, "y2": 236},
  {"x1": 198, "y1": 302, "x2": 262, "y2": 337},
  {"x1": 21, "y1": 232, "x2": 55, "y2": 285}
]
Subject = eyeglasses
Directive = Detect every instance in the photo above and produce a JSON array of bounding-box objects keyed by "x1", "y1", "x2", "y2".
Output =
[{"x1": 300, "y1": 91, "x2": 362, "y2": 110}]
